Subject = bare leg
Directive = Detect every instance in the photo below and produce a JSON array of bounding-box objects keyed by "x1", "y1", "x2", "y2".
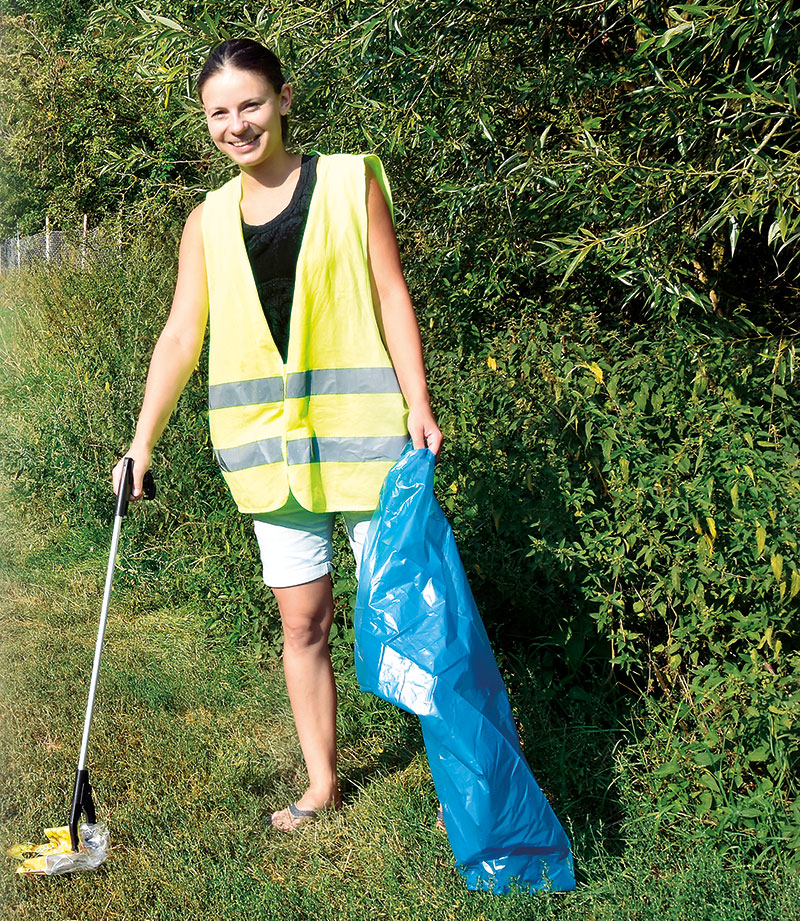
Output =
[{"x1": 270, "y1": 574, "x2": 341, "y2": 829}]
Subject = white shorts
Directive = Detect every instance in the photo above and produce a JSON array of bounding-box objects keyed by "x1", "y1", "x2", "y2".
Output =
[{"x1": 252, "y1": 494, "x2": 375, "y2": 588}]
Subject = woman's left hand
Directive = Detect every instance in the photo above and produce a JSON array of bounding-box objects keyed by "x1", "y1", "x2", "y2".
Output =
[{"x1": 408, "y1": 404, "x2": 443, "y2": 458}]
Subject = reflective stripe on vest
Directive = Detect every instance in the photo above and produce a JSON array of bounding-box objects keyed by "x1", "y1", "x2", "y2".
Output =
[
  {"x1": 215, "y1": 437, "x2": 283, "y2": 472},
  {"x1": 216, "y1": 434, "x2": 409, "y2": 472},
  {"x1": 202, "y1": 154, "x2": 409, "y2": 514},
  {"x1": 209, "y1": 376, "x2": 284, "y2": 410},
  {"x1": 286, "y1": 367, "x2": 402, "y2": 399},
  {"x1": 209, "y1": 367, "x2": 403, "y2": 410}
]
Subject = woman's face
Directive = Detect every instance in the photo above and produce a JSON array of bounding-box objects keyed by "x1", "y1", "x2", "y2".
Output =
[{"x1": 201, "y1": 66, "x2": 291, "y2": 166}]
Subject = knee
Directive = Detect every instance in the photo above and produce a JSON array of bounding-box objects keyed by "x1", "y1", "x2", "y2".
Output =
[{"x1": 281, "y1": 604, "x2": 333, "y2": 651}]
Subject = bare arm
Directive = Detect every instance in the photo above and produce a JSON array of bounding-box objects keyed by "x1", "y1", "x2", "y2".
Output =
[
  {"x1": 113, "y1": 204, "x2": 210, "y2": 497},
  {"x1": 366, "y1": 166, "x2": 443, "y2": 456}
]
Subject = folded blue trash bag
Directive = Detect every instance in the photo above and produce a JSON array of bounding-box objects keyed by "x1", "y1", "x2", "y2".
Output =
[{"x1": 355, "y1": 446, "x2": 576, "y2": 894}]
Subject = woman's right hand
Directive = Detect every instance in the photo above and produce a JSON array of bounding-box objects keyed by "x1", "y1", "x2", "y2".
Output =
[{"x1": 112, "y1": 445, "x2": 152, "y2": 500}]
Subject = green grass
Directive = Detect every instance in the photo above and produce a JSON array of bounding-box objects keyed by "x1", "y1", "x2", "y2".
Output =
[{"x1": 1, "y1": 491, "x2": 798, "y2": 921}]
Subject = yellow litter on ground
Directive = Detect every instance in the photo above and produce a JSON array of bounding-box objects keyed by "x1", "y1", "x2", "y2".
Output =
[{"x1": 7, "y1": 822, "x2": 109, "y2": 875}]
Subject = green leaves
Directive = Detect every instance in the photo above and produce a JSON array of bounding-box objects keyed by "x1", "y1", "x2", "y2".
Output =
[
  {"x1": 496, "y1": 307, "x2": 799, "y2": 847},
  {"x1": 525, "y1": 0, "x2": 800, "y2": 323}
]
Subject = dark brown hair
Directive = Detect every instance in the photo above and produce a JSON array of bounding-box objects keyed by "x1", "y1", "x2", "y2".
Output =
[{"x1": 198, "y1": 39, "x2": 288, "y2": 142}]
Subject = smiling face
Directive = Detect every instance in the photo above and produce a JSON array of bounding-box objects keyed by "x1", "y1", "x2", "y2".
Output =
[{"x1": 201, "y1": 66, "x2": 292, "y2": 167}]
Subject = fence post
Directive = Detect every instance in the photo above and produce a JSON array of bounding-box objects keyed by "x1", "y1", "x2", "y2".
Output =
[
  {"x1": 81, "y1": 213, "x2": 88, "y2": 266},
  {"x1": 16, "y1": 227, "x2": 21, "y2": 269},
  {"x1": 46, "y1": 215, "x2": 51, "y2": 262}
]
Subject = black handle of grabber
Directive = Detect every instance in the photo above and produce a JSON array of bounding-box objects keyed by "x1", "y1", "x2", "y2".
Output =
[
  {"x1": 69, "y1": 768, "x2": 96, "y2": 852},
  {"x1": 115, "y1": 457, "x2": 156, "y2": 517}
]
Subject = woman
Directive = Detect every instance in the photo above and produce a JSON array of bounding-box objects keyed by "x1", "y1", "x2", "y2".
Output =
[{"x1": 113, "y1": 39, "x2": 442, "y2": 831}]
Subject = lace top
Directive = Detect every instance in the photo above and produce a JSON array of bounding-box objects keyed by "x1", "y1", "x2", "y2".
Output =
[{"x1": 241, "y1": 154, "x2": 319, "y2": 363}]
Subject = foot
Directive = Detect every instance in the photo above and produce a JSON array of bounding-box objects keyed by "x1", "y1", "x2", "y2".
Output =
[
  {"x1": 270, "y1": 789, "x2": 341, "y2": 832},
  {"x1": 436, "y1": 803, "x2": 446, "y2": 832},
  {"x1": 270, "y1": 801, "x2": 317, "y2": 831}
]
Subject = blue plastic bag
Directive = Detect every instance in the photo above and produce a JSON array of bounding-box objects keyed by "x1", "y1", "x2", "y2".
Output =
[{"x1": 355, "y1": 447, "x2": 576, "y2": 894}]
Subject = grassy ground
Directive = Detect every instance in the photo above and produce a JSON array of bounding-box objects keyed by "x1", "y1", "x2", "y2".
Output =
[{"x1": 1, "y1": 490, "x2": 797, "y2": 921}]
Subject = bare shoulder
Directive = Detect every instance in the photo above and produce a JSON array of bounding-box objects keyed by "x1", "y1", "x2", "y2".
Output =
[
  {"x1": 182, "y1": 202, "x2": 205, "y2": 239},
  {"x1": 365, "y1": 161, "x2": 385, "y2": 196},
  {"x1": 177, "y1": 202, "x2": 206, "y2": 262},
  {"x1": 167, "y1": 201, "x2": 209, "y2": 330},
  {"x1": 366, "y1": 165, "x2": 390, "y2": 211}
]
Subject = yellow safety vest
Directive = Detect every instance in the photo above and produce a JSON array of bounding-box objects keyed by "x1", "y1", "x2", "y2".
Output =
[{"x1": 202, "y1": 153, "x2": 409, "y2": 514}]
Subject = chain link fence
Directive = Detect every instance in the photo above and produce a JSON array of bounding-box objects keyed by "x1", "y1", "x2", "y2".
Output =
[{"x1": 0, "y1": 221, "x2": 117, "y2": 274}]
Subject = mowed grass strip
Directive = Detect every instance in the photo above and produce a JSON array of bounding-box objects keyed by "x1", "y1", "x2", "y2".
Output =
[{"x1": 1, "y1": 491, "x2": 796, "y2": 921}]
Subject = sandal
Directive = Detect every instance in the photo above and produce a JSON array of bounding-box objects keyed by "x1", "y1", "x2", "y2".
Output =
[
  {"x1": 436, "y1": 804, "x2": 446, "y2": 831},
  {"x1": 270, "y1": 801, "x2": 318, "y2": 831}
]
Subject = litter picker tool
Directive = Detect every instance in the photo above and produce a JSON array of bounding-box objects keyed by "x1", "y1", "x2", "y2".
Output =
[{"x1": 7, "y1": 457, "x2": 155, "y2": 875}]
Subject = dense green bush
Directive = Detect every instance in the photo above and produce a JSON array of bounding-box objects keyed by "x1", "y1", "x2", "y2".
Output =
[
  {"x1": 436, "y1": 301, "x2": 800, "y2": 848},
  {"x1": 526, "y1": 0, "x2": 800, "y2": 325},
  {"x1": 0, "y1": 14, "x2": 187, "y2": 234}
]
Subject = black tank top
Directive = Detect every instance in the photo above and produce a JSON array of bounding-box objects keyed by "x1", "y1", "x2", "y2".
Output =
[{"x1": 241, "y1": 154, "x2": 319, "y2": 363}]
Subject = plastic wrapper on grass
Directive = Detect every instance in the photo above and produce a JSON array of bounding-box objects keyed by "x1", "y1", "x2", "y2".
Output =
[
  {"x1": 355, "y1": 446, "x2": 575, "y2": 894},
  {"x1": 7, "y1": 822, "x2": 110, "y2": 876}
]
